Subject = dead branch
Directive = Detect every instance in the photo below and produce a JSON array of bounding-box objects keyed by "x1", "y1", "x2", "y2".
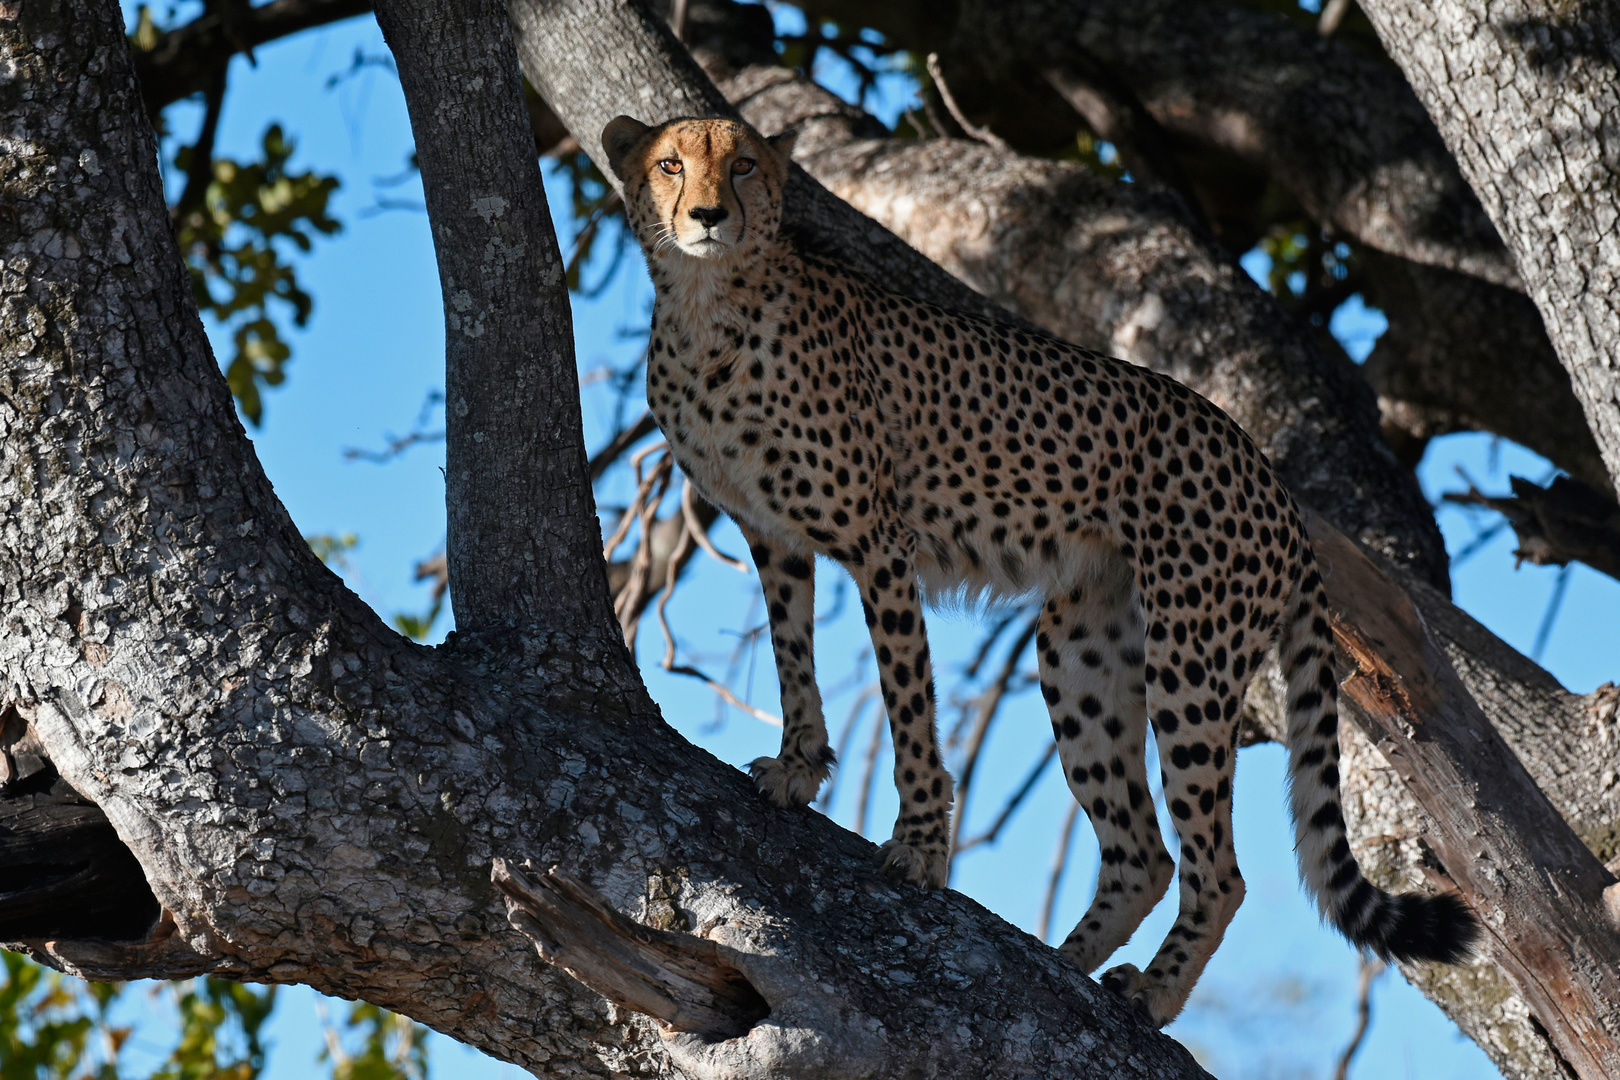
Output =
[
  {"x1": 1331, "y1": 956, "x2": 1386, "y2": 1080},
  {"x1": 924, "y1": 53, "x2": 1009, "y2": 152},
  {"x1": 1306, "y1": 510, "x2": 1620, "y2": 1076},
  {"x1": 589, "y1": 410, "x2": 660, "y2": 482},
  {"x1": 1443, "y1": 475, "x2": 1620, "y2": 583},
  {"x1": 949, "y1": 616, "x2": 1039, "y2": 858},
  {"x1": 493, "y1": 860, "x2": 769, "y2": 1040},
  {"x1": 1037, "y1": 801, "x2": 1083, "y2": 943},
  {"x1": 955, "y1": 743, "x2": 1056, "y2": 855}
]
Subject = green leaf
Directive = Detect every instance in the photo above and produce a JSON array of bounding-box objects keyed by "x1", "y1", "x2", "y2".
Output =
[{"x1": 174, "y1": 124, "x2": 342, "y2": 426}]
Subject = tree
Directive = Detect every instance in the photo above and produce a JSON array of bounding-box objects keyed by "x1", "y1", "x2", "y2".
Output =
[{"x1": 2, "y1": 0, "x2": 1619, "y2": 1078}]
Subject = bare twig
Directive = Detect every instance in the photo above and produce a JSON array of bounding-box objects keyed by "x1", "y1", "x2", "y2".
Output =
[
  {"x1": 1318, "y1": 0, "x2": 1354, "y2": 36},
  {"x1": 949, "y1": 616, "x2": 1040, "y2": 858},
  {"x1": 854, "y1": 709, "x2": 887, "y2": 839},
  {"x1": 817, "y1": 684, "x2": 880, "y2": 812},
  {"x1": 663, "y1": 663, "x2": 782, "y2": 727},
  {"x1": 924, "y1": 52, "x2": 1009, "y2": 151},
  {"x1": 563, "y1": 190, "x2": 624, "y2": 285},
  {"x1": 171, "y1": 62, "x2": 228, "y2": 225},
  {"x1": 1331, "y1": 956, "x2": 1386, "y2": 1080},
  {"x1": 588, "y1": 411, "x2": 660, "y2": 482},
  {"x1": 683, "y1": 480, "x2": 748, "y2": 573},
  {"x1": 1037, "y1": 801, "x2": 1083, "y2": 943},
  {"x1": 343, "y1": 390, "x2": 446, "y2": 464},
  {"x1": 493, "y1": 860, "x2": 769, "y2": 1039},
  {"x1": 955, "y1": 743, "x2": 1057, "y2": 855}
]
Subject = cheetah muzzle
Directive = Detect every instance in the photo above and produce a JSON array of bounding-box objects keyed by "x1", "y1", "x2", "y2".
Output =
[{"x1": 602, "y1": 114, "x2": 1478, "y2": 1027}]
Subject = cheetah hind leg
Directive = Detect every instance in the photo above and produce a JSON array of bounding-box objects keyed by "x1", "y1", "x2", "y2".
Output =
[
  {"x1": 1034, "y1": 569, "x2": 1175, "y2": 973},
  {"x1": 1097, "y1": 632, "x2": 1251, "y2": 1027}
]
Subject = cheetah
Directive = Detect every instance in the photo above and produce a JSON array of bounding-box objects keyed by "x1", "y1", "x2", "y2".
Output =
[{"x1": 601, "y1": 114, "x2": 1476, "y2": 1025}]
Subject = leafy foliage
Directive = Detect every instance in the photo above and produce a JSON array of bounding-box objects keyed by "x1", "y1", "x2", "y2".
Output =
[
  {"x1": 173, "y1": 125, "x2": 342, "y2": 426},
  {"x1": 0, "y1": 953, "x2": 428, "y2": 1080},
  {"x1": 318, "y1": 1002, "x2": 428, "y2": 1080}
]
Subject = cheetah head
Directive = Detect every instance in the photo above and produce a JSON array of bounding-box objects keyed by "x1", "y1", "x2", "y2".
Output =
[{"x1": 601, "y1": 116, "x2": 795, "y2": 263}]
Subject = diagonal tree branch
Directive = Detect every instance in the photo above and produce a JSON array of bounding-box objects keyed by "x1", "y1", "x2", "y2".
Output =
[
  {"x1": 1306, "y1": 512, "x2": 1620, "y2": 1078},
  {"x1": 131, "y1": 0, "x2": 373, "y2": 113}
]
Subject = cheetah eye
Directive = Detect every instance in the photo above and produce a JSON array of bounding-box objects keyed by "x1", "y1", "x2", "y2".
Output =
[
  {"x1": 658, "y1": 158, "x2": 683, "y2": 175},
  {"x1": 731, "y1": 158, "x2": 756, "y2": 176}
]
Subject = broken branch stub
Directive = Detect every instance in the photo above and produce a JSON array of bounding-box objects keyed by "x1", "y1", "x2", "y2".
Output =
[
  {"x1": 1443, "y1": 475, "x2": 1620, "y2": 583},
  {"x1": 492, "y1": 859, "x2": 769, "y2": 1039}
]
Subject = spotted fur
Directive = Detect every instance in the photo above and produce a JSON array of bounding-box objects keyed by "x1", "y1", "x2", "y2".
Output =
[{"x1": 601, "y1": 115, "x2": 1477, "y2": 1025}]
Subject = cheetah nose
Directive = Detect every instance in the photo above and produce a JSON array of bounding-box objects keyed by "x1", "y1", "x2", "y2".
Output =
[{"x1": 688, "y1": 205, "x2": 729, "y2": 227}]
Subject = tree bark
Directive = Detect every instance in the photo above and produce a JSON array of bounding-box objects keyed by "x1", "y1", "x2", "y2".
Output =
[
  {"x1": 0, "y1": 1, "x2": 1219, "y2": 1077},
  {"x1": 1358, "y1": 0, "x2": 1620, "y2": 495}
]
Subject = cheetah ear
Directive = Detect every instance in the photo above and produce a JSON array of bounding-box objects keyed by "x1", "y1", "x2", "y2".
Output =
[
  {"x1": 764, "y1": 128, "x2": 798, "y2": 166},
  {"x1": 601, "y1": 116, "x2": 653, "y2": 182}
]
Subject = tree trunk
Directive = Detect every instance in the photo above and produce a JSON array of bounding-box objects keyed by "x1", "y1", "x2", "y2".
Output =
[
  {"x1": 0, "y1": 1, "x2": 1217, "y2": 1076},
  {"x1": 1358, "y1": 0, "x2": 1620, "y2": 494}
]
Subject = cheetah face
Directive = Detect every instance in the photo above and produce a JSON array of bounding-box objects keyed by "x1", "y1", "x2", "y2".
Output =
[{"x1": 601, "y1": 116, "x2": 794, "y2": 262}]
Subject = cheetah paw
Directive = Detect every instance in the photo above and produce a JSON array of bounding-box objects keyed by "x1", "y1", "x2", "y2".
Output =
[
  {"x1": 749, "y1": 753, "x2": 830, "y2": 808},
  {"x1": 1098, "y1": 963, "x2": 1183, "y2": 1028},
  {"x1": 878, "y1": 838, "x2": 949, "y2": 889}
]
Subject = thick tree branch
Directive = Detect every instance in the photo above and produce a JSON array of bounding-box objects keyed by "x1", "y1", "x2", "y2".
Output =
[
  {"x1": 373, "y1": 0, "x2": 617, "y2": 642},
  {"x1": 789, "y1": 0, "x2": 1518, "y2": 288},
  {"x1": 1445, "y1": 476, "x2": 1620, "y2": 584},
  {"x1": 1357, "y1": 0, "x2": 1620, "y2": 494},
  {"x1": 1362, "y1": 254, "x2": 1613, "y2": 496}
]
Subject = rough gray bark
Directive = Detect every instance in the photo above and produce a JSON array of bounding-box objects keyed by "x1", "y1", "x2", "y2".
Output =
[
  {"x1": 789, "y1": 0, "x2": 1518, "y2": 288},
  {"x1": 0, "y1": 1, "x2": 1219, "y2": 1077},
  {"x1": 1358, "y1": 0, "x2": 1620, "y2": 495}
]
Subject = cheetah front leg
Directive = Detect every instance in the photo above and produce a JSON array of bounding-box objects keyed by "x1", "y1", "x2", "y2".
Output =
[
  {"x1": 741, "y1": 525, "x2": 833, "y2": 808},
  {"x1": 847, "y1": 533, "x2": 953, "y2": 889}
]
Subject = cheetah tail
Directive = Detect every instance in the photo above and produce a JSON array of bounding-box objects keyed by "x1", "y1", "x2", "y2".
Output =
[{"x1": 1280, "y1": 553, "x2": 1478, "y2": 965}]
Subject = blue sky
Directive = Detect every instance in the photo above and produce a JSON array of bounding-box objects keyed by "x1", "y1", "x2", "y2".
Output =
[{"x1": 74, "y1": 4, "x2": 1620, "y2": 1078}]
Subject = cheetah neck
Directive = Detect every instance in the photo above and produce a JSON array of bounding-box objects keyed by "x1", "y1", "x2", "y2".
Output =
[{"x1": 646, "y1": 236, "x2": 797, "y2": 364}]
